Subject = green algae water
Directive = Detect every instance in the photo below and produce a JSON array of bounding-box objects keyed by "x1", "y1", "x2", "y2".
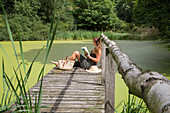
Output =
[
  {"x1": 115, "y1": 41, "x2": 170, "y2": 76},
  {"x1": 0, "y1": 40, "x2": 169, "y2": 112}
]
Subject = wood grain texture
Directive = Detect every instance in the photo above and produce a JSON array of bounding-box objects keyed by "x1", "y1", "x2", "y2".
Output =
[
  {"x1": 101, "y1": 33, "x2": 170, "y2": 113},
  {"x1": 28, "y1": 67, "x2": 105, "y2": 113}
]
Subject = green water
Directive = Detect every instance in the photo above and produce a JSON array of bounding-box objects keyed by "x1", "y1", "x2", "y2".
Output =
[
  {"x1": 115, "y1": 41, "x2": 170, "y2": 76},
  {"x1": 0, "y1": 40, "x2": 169, "y2": 112}
]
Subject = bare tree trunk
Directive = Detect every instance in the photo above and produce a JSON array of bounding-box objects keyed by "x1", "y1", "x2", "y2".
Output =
[{"x1": 101, "y1": 33, "x2": 170, "y2": 113}]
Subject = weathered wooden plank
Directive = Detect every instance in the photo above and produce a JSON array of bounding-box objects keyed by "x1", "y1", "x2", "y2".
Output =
[
  {"x1": 105, "y1": 51, "x2": 115, "y2": 113},
  {"x1": 41, "y1": 107, "x2": 104, "y2": 113},
  {"x1": 39, "y1": 104, "x2": 104, "y2": 108},
  {"x1": 32, "y1": 85, "x2": 104, "y2": 88},
  {"x1": 31, "y1": 87, "x2": 104, "y2": 91},
  {"x1": 28, "y1": 97, "x2": 103, "y2": 101},
  {"x1": 28, "y1": 91, "x2": 104, "y2": 95},
  {"x1": 27, "y1": 67, "x2": 105, "y2": 113},
  {"x1": 101, "y1": 42, "x2": 106, "y2": 84},
  {"x1": 48, "y1": 67, "x2": 101, "y2": 75},
  {"x1": 29, "y1": 89, "x2": 104, "y2": 93}
]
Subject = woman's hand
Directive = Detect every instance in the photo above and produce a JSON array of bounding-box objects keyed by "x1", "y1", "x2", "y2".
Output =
[{"x1": 85, "y1": 52, "x2": 92, "y2": 59}]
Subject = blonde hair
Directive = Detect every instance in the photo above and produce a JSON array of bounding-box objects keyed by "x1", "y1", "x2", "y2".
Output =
[{"x1": 92, "y1": 37, "x2": 101, "y2": 54}]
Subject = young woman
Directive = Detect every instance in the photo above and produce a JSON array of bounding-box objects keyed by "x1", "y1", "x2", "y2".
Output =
[{"x1": 51, "y1": 37, "x2": 101, "y2": 69}]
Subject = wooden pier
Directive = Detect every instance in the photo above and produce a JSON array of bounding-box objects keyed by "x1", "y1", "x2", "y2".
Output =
[{"x1": 28, "y1": 67, "x2": 105, "y2": 113}]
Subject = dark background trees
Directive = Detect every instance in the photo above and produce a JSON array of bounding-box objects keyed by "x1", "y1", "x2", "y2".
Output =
[
  {"x1": 0, "y1": 0, "x2": 169, "y2": 41},
  {"x1": 132, "y1": 0, "x2": 170, "y2": 40},
  {"x1": 116, "y1": 0, "x2": 133, "y2": 23}
]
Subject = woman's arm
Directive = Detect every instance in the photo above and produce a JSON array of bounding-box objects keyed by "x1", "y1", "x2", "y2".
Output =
[{"x1": 85, "y1": 50, "x2": 101, "y2": 63}]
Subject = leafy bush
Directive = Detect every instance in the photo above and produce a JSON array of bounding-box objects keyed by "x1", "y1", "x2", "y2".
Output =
[
  {"x1": 0, "y1": 14, "x2": 50, "y2": 41},
  {"x1": 131, "y1": 27, "x2": 160, "y2": 40},
  {"x1": 54, "y1": 30, "x2": 160, "y2": 40}
]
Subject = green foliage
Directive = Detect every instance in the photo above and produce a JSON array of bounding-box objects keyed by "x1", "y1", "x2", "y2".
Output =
[
  {"x1": 54, "y1": 30, "x2": 156, "y2": 40},
  {"x1": 132, "y1": 0, "x2": 170, "y2": 40},
  {"x1": 38, "y1": 0, "x2": 75, "y2": 30},
  {"x1": 116, "y1": 94, "x2": 148, "y2": 113},
  {"x1": 0, "y1": 0, "x2": 60, "y2": 112},
  {"x1": 0, "y1": 14, "x2": 5, "y2": 29},
  {"x1": 116, "y1": 0, "x2": 133, "y2": 23},
  {"x1": 14, "y1": 0, "x2": 40, "y2": 20},
  {"x1": 1, "y1": 0, "x2": 168, "y2": 41},
  {"x1": 38, "y1": 0, "x2": 57, "y2": 22},
  {"x1": 55, "y1": 30, "x2": 101, "y2": 40},
  {"x1": 0, "y1": 0, "x2": 15, "y2": 14},
  {"x1": 0, "y1": 14, "x2": 50, "y2": 41},
  {"x1": 72, "y1": 0, "x2": 127, "y2": 30},
  {"x1": 0, "y1": 14, "x2": 6, "y2": 40}
]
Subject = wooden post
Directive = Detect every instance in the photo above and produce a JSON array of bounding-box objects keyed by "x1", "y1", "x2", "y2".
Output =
[
  {"x1": 105, "y1": 48, "x2": 115, "y2": 113},
  {"x1": 101, "y1": 42, "x2": 106, "y2": 84},
  {"x1": 101, "y1": 33, "x2": 170, "y2": 113}
]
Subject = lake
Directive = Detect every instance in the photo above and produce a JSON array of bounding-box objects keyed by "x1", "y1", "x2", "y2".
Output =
[{"x1": 0, "y1": 40, "x2": 169, "y2": 112}]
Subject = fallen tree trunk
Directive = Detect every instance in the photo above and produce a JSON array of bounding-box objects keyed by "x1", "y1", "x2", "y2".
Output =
[{"x1": 101, "y1": 33, "x2": 170, "y2": 113}]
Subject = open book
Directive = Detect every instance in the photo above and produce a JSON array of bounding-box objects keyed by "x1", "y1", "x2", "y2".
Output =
[{"x1": 82, "y1": 46, "x2": 90, "y2": 55}]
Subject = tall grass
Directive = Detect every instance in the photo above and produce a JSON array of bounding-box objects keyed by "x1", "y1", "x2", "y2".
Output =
[
  {"x1": 55, "y1": 30, "x2": 156, "y2": 40},
  {"x1": 0, "y1": 1, "x2": 60, "y2": 112},
  {"x1": 115, "y1": 93, "x2": 148, "y2": 113}
]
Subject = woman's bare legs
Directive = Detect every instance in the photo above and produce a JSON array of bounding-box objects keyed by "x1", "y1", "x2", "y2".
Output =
[
  {"x1": 51, "y1": 61, "x2": 58, "y2": 66},
  {"x1": 69, "y1": 51, "x2": 81, "y2": 61},
  {"x1": 51, "y1": 51, "x2": 81, "y2": 66}
]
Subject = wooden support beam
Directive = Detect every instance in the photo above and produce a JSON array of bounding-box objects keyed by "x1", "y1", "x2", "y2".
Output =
[
  {"x1": 101, "y1": 38, "x2": 116, "y2": 112},
  {"x1": 105, "y1": 48, "x2": 115, "y2": 113},
  {"x1": 101, "y1": 42, "x2": 106, "y2": 84},
  {"x1": 101, "y1": 33, "x2": 170, "y2": 113}
]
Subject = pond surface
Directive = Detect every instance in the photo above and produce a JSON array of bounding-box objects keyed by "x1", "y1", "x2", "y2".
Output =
[
  {"x1": 115, "y1": 41, "x2": 170, "y2": 76},
  {"x1": 36, "y1": 40, "x2": 169, "y2": 77},
  {"x1": 0, "y1": 40, "x2": 169, "y2": 112},
  {"x1": 13, "y1": 40, "x2": 169, "y2": 77}
]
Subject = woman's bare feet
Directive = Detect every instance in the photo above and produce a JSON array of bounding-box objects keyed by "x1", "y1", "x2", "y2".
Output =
[{"x1": 51, "y1": 61, "x2": 58, "y2": 67}]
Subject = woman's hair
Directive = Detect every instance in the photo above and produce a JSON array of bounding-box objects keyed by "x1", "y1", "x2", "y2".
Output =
[{"x1": 92, "y1": 37, "x2": 101, "y2": 54}]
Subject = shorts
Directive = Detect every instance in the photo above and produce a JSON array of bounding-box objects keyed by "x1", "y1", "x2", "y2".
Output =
[{"x1": 73, "y1": 54, "x2": 96, "y2": 69}]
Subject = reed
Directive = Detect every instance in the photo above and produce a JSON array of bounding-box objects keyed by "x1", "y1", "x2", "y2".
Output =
[
  {"x1": 0, "y1": 0, "x2": 60, "y2": 112},
  {"x1": 115, "y1": 93, "x2": 148, "y2": 113},
  {"x1": 55, "y1": 30, "x2": 148, "y2": 40}
]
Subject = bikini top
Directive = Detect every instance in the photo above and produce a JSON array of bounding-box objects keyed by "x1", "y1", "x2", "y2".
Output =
[{"x1": 87, "y1": 51, "x2": 97, "y2": 65}]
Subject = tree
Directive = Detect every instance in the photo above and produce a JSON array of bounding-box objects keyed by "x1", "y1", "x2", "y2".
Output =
[
  {"x1": 72, "y1": 0, "x2": 125, "y2": 30},
  {"x1": 39, "y1": 0, "x2": 75, "y2": 30},
  {"x1": 132, "y1": 0, "x2": 170, "y2": 40},
  {"x1": 116, "y1": 0, "x2": 133, "y2": 23},
  {"x1": 14, "y1": 0, "x2": 40, "y2": 21},
  {"x1": 0, "y1": 0, "x2": 15, "y2": 14}
]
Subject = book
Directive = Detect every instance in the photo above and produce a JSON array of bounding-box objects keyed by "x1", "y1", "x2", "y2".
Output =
[{"x1": 82, "y1": 46, "x2": 90, "y2": 55}]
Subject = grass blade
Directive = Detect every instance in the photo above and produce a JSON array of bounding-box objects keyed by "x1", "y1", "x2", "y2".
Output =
[
  {"x1": 0, "y1": 44, "x2": 13, "y2": 66},
  {"x1": 4, "y1": 74, "x2": 21, "y2": 106},
  {"x1": 1, "y1": 1, "x2": 20, "y2": 66},
  {"x1": 12, "y1": 67, "x2": 30, "y2": 112},
  {"x1": 37, "y1": 67, "x2": 44, "y2": 82},
  {"x1": 0, "y1": 92, "x2": 5, "y2": 109},
  {"x1": 25, "y1": 46, "x2": 45, "y2": 84},
  {"x1": 17, "y1": 28, "x2": 27, "y2": 78},
  {"x1": 1, "y1": 104, "x2": 27, "y2": 113},
  {"x1": 46, "y1": 10, "x2": 55, "y2": 48},
  {"x1": 4, "y1": 88, "x2": 10, "y2": 107},
  {"x1": 27, "y1": 91, "x2": 32, "y2": 111},
  {"x1": 36, "y1": 9, "x2": 59, "y2": 113},
  {"x1": 34, "y1": 92, "x2": 37, "y2": 112},
  {"x1": 2, "y1": 57, "x2": 6, "y2": 91},
  {"x1": 0, "y1": 99, "x2": 16, "y2": 112}
]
